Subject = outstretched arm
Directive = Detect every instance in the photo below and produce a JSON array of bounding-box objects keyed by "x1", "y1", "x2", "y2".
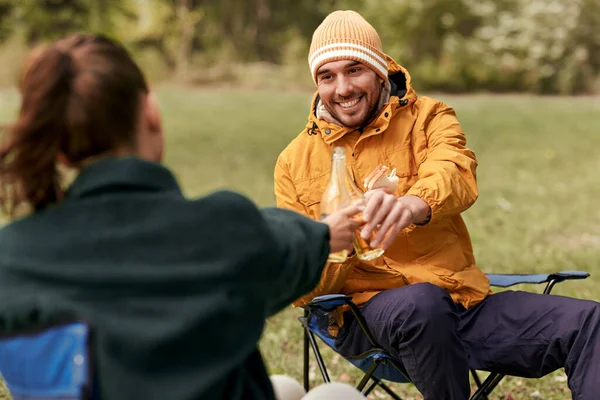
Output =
[{"x1": 273, "y1": 158, "x2": 359, "y2": 308}]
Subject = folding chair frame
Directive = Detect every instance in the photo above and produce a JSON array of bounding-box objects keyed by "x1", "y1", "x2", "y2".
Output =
[
  {"x1": 299, "y1": 271, "x2": 590, "y2": 399},
  {"x1": 300, "y1": 300, "x2": 407, "y2": 399}
]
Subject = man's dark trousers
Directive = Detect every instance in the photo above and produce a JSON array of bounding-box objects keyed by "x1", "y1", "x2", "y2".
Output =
[{"x1": 335, "y1": 283, "x2": 600, "y2": 400}]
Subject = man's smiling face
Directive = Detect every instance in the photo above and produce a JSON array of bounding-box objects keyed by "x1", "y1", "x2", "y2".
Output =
[{"x1": 316, "y1": 60, "x2": 382, "y2": 129}]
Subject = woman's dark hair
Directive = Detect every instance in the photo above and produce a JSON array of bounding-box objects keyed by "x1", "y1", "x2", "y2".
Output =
[{"x1": 0, "y1": 33, "x2": 148, "y2": 216}]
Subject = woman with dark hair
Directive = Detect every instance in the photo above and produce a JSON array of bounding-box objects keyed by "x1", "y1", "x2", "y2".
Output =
[{"x1": 0, "y1": 34, "x2": 364, "y2": 400}]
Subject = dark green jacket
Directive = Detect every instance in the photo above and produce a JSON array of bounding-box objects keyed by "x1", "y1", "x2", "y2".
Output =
[{"x1": 0, "y1": 157, "x2": 330, "y2": 400}]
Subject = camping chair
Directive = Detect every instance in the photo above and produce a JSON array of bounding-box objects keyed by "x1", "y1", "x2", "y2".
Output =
[
  {"x1": 299, "y1": 270, "x2": 590, "y2": 399},
  {"x1": 0, "y1": 322, "x2": 96, "y2": 400}
]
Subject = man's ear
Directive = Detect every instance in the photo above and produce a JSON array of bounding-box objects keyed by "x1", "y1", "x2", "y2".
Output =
[
  {"x1": 144, "y1": 92, "x2": 163, "y2": 135},
  {"x1": 140, "y1": 91, "x2": 165, "y2": 162},
  {"x1": 57, "y1": 153, "x2": 73, "y2": 168}
]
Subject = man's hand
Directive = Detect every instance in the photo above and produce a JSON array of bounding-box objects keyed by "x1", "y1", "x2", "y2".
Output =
[
  {"x1": 322, "y1": 204, "x2": 364, "y2": 253},
  {"x1": 360, "y1": 192, "x2": 431, "y2": 250}
]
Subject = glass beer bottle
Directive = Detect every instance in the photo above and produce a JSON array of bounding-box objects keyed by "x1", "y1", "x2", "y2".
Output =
[
  {"x1": 346, "y1": 168, "x2": 385, "y2": 261},
  {"x1": 320, "y1": 147, "x2": 351, "y2": 262}
]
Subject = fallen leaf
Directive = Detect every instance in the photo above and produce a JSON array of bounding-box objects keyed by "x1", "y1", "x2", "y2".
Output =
[{"x1": 339, "y1": 372, "x2": 351, "y2": 382}]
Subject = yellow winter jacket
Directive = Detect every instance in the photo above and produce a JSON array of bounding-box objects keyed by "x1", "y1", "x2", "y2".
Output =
[{"x1": 274, "y1": 56, "x2": 490, "y2": 310}]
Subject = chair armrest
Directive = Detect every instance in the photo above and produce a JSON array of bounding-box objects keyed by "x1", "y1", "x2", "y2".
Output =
[
  {"x1": 551, "y1": 270, "x2": 590, "y2": 280},
  {"x1": 304, "y1": 294, "x2": 353, "y2": 312},
  {"x1": 486, "y1": 270, "x2": 590, "y2": 288}
]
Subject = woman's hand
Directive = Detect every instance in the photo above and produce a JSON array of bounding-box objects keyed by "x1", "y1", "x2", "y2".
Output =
[{"x1": 322, "y1": 204, "x2": 364, "y2": 253}]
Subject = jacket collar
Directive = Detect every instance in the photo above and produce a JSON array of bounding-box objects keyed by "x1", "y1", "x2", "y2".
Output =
[
  {"x1": 67, "y1": 156, "x2": 182, "y2": 199},
  {"x1": 305, "y1": 55, "x2": 418, "y2": 144}
]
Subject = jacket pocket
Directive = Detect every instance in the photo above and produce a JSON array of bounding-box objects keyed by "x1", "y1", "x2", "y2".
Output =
[
  {"x1": 343, "y1": 261, "x2": 409, "y2": 294},
  {"x1": 382, "y1": 145, "x2": 419, "y2": 195},
  {"x1": 295, "y1": 174, "x2": 328, "y2": 219},
  {"x1": 407, "y1": 250, "x2": 464, "y2": 291},
  {"x1": 383, "y1": 145, "x2": 418, "y2": 177},
  {"x1": 413, "y1": 236, "x2": 469, "y2": 273}
]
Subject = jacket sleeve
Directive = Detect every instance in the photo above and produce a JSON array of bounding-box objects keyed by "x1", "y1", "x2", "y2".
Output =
[
  {"x1": 198, "y1": 191, "x2": 332, "y2": 318},
  {"x1": 406, "y1": 103, "x2": 478, "y2": 223},
  {"x1": 259, "y1": 207, "x2": 331, "y2": 316},
  {"x1": 274, "y1": 157, "x2": 356, "y2": 308}
]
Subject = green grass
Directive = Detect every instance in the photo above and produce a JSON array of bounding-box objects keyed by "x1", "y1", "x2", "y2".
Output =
[{"x1": 1, "y1": 86, "x2": 599, "y2": 399}]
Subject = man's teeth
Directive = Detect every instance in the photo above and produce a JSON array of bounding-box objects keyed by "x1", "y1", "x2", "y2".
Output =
[{"x1": 339, "y1": 98, "x2": 360, "y2": 108}]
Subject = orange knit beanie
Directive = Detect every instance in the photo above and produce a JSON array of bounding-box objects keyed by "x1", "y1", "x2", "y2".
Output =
[{"x1": 308, "y1": 10, "x2": 388, "y2": 85}]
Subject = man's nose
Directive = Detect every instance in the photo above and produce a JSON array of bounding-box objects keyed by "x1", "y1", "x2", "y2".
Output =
[{"x1": 335, "y1": 76, "x2": 354, "y2": 98}]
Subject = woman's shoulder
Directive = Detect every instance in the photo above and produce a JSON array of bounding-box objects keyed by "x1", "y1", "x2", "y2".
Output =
[{"x1": 189, "y1": 190, "x2": 264, "y2": 228}]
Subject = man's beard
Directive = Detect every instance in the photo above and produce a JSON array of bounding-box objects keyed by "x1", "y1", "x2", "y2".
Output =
[{"x1": 326, "y1": 82, "x2": 383, "y2": 129}]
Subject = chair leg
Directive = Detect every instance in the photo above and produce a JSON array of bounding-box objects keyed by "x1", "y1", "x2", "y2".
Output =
[
  {"x1": 470, "y1": 373, "x2": 505, "y2": 400},
  {"x1": 306, "y1": 328, "x2": 331, "y2": 384},
  {"x1": 470, "y1": 369, "x2": 483, "y2": 388},
  {"x1": 372, "y1": 376, "x2": 403, "y2": 400},
  {"x1": 363, "y1": 379, "x2": 378, "y2": 396},
  {"x1": 357, "y1": 359, "x2": 379, "y2": 392},
  {"x1": 470, "y1": 370, "x2": 489, "y2": 400},
  {"x1": 303, "y1": 316, "x2": 310, "y2": 392}
]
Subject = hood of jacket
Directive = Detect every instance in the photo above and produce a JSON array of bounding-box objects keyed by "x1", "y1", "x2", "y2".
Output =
[{"x1": 305, "y1": 54, "x2": 418, "y2": 141}]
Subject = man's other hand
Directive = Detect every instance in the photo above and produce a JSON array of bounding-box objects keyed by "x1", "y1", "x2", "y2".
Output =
[{"x1": 361, "y1": 192, "x2": 431, "y2": 250}]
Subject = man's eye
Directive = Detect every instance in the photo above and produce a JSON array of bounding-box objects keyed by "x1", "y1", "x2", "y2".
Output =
[
  {"x1": 320, "y1": 75, "x2": 332, "y2": 81},
  {"x1": 349, "y1": 68, "x2": 361, "y2": 74}
]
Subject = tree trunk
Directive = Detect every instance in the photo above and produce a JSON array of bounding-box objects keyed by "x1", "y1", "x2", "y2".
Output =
[
  {"x1": 253, "y1": 0, "x2": 271, "y2": 61},
  {"x1": 175, "y1": 0, "x2": 196, "y2": 79},
  {"x1": 94, "y1": 0, "x2": 110, "y2": 33}
]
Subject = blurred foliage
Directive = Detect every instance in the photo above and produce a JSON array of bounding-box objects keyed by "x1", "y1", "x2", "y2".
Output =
[{"x1": 0, "y1": 0, "x2": 598, "y2": 93}]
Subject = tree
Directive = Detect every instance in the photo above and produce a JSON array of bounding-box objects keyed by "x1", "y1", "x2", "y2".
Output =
[{"x1": 0, "y1": 0, "x2": 14, "y2": 42}]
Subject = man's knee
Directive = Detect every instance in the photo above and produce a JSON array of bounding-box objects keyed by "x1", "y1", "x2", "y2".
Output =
[
  {"x1": 578, "y1": 299, "x2": 600, "y2": 330},
  {"x1": 370, "y1": 283, "x2": 456, "y2": 330},
  {"x1": 404, "y1": 283, "x2": 457, "y2": 329},
  {"x1": 549, "y1": 295, "x2": 600, "y2": 335},
  {"x1": 391, "y1": 282, "x2": 454, "y2": 316}
]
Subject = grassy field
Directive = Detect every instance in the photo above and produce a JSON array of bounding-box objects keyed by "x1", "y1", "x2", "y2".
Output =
[{"x1": 0, "y1": 85, "x2": 599, "y2": 399}]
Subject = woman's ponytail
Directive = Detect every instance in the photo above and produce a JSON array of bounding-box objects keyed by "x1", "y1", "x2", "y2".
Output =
[
  {"x1": 0, "y1": 47, "x2": 74, "y2": 215},
  {"x1": 0, "y1": 34, "x2": 148, "y2": 217}
]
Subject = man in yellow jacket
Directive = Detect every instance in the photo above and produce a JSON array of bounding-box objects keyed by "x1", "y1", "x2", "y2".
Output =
[{"x1": 274, "y1": 9, "x2": 600, "y2": 400}]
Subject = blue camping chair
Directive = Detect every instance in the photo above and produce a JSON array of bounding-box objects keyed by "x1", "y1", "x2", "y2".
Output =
[
  {"x1": 299, "y1": 270, "x2": 590, "y2": 399},
  {"x1": 0, "y1": 322, "x2": 95, "y2": 400}
]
